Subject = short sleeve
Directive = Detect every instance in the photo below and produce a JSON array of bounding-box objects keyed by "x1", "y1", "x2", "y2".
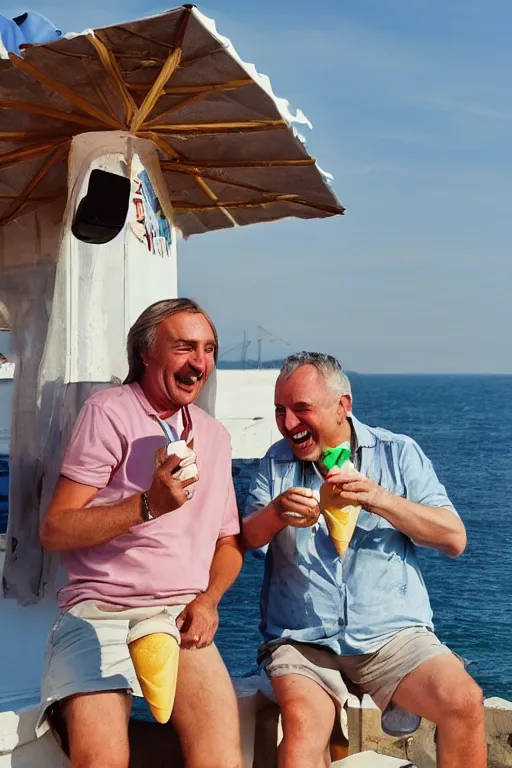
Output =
[
  {"x1": 400, "y1": 440, "x2": 459, "y2": 516},
  {"x1": 244, "y1": 455, "x2": 272, "y2": 517},
  {"x1": 218, "y1": 434, "x2": 240, "y2": 538},
  {"x1": 61, "y1": 403, "x2": 125, "y2": 489}
]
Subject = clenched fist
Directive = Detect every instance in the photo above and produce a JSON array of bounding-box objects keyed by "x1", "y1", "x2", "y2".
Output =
[{"x1": 274, "y1": 487, "x2": 321, "y2": 529}]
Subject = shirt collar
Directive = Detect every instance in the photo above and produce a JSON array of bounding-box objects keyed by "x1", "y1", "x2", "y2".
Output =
[
  {"x1": 349, "y1": 415, "x2": 377, "y2": 449},
  {"x1": 129, "y1": 382, "x2": 182, "y2": 431}
]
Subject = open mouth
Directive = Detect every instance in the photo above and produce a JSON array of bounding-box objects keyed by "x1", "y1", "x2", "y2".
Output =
[
  {"x1": 175, "y1": 372, "x2": 203, "y2": 387},
  {"x1": 289, "y1": 429, "x2": 312, "y2": 445}
]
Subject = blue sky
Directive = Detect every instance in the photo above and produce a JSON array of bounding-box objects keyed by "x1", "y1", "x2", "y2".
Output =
[{"x1": 4, "y1": 0, "x2": 511, "y2": 372}]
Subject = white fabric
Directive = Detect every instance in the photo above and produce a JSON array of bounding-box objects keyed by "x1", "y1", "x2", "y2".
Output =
[{"x1": 1, "y1": 132, "x2": 188, "y2": 603}]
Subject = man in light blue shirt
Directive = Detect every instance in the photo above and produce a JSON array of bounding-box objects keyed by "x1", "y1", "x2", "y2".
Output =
[{"x1": 243, "y1": 352, "x2": 485, "y2": 768}]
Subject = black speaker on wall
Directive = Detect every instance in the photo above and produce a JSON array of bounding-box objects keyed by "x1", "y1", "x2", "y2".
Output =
[{"x1": 72, "y1": 169, "x2": 131, "y2": 245}]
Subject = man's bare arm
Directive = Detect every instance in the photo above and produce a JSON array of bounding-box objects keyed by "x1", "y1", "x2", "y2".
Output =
[
  {"x1": 40, "y1": 450, "x2": 193, "y2": 552},
  {"x1": 177, "y1": 535, "x2": 244, "y2": 649},
  {"x1": 242, "y1": 488, "x2": 320, "y2": 550},
  {"x1": 40, "y1": 476, "x2": 144, "y2": 552},
  {"x1": 204, "y1": 535, "x2": 244, "y2": 604}
]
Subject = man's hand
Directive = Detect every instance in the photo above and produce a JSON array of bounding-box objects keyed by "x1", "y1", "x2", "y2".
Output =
[
  {"x1": 274, "y1": 487, "x2": 321, "y2": 528},
  {"x1": 326, "y1": 471, "x2": 390, "y2": 514},
  {"x1": 145, "y1": 447, "x2": 198, "y2": 518},
  {"x1": 176, "y1": 593, "x2": 219, "y2": 650}
]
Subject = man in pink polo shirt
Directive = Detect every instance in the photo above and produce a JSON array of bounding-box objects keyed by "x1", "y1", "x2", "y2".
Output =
[{"x1": 38, "y1": 298, "x2": 243, "y2": 768}]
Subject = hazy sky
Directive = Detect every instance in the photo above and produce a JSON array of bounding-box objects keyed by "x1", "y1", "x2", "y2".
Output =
[{"x1": 4, "y1": 0, "x2": 511, "y2": 372}]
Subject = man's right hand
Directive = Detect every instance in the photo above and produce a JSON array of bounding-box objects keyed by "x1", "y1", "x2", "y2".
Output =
[
  {"x1": 274, "y1": 487, "x2": 321, "y2": 529},
  {"x1": 145, "y1": 447, "x2": 198, "y2": 518}
]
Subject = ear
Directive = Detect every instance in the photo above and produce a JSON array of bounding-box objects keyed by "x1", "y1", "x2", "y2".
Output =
[
  {"x1": 337, "y1": 394, "x2": 352, "y2": 420},
  {"x1": 140, "y1": 347, "x2": 150, "y2": 367}
]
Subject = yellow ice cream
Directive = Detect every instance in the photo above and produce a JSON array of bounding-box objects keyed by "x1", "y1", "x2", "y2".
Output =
[
  {"x1": 319, "y1": 482, "x2": 361, "y2": 556},
  {"x1": 129, "y1": 632, "x2": 179, "y2": 724}
]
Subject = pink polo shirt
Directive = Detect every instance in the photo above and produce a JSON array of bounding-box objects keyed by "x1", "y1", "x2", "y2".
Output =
[{"x1": 57, "y1": 383, "x2": 239, "y2": 610}]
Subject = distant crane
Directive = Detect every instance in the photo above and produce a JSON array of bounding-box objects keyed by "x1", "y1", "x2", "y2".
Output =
[{"x1": 257, "y1": 325, "x2": 290, "y2": 369}]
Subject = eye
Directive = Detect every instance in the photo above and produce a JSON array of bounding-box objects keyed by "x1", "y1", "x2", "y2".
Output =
[
  {"x1": 275, "y1": 406, "x2": 285, "y2": 416},
  {"x1": 205, "y1": 345, "x2": 216, "y2": 355}
]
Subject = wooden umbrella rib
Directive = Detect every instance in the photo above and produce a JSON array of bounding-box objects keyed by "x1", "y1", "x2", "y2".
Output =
[
  {"x1": 130, "y1": 7, "x2": 193, "y2": 133},
  {"x1": 164, "y1": 164, "x2": 280, "y2": 196},
  {"x1": 170, "y1": 195, "x2": 344, "y2": 215},
  {"x1": 140, "y1": 131, "x2": 181, "y2": 159},
  {"x1": 81, "y1": 59, "x2": 120, "y2": 123},
  {"x1": 0, "y1": 142, "x2": 69, "y2": 225},
  {"x1": 162, "y1": 157, "x2": 316, "y2": 169},
  {"x1": 0, "y1": 100, "x2": 103, "y2": 129},
  {"x1": 0, "y1": 129, "x2": 75, "y2": 142},
  {"x1": 9, "y1": 53, "x2": 123, "y2": 129},
  {"x1": 127, "y1": 79, "x2": 253, "y2": 95},
  {"x1": 0, "y1": 140, "x2": 66, "y2": 171},
  {"x1": 153, "y1": 119, "x2": 287, "y2": 134},
  {"x1": 180, "y1": 47, "x2": 225, "y2": 70},
  {"x1": 193, "y1": 176, "x2": 237, "y2": 227},
  {"x1": 143, "y1": 90, "x2": 227, "y2": 128},
  {"x1": 87, "y1": 34, "x2": 137, "y2": 126}
]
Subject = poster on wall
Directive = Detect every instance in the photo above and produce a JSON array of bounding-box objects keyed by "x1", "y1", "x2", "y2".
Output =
[{"x1": 130, "y1": 161, "x2": 173, "y2": 259}]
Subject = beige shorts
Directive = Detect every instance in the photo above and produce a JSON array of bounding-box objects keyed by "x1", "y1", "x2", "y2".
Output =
[
  {"x1": 36, "y1": 600, "x2": 186, "y2": 739},
  {"x1": 264, "y1": 626, "x2": 454, "y2": 711}
]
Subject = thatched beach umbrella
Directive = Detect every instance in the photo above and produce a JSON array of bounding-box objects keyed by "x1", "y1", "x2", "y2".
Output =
[{"x1": 0, "y1": 4, "x2": 343, "y2": 236}]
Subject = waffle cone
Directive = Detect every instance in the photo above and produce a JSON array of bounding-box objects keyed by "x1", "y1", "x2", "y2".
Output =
[
  {"x1": 128, "y1": 633, "x2": 179, "y2": 724},
  {"x1": 320, "y1": 484, "x2": 361, "y2": 555}
]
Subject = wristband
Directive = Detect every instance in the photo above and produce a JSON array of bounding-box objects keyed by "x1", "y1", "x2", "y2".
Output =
[{"x1": 141, "y1": 492, "x2": 155, "y2": 522}]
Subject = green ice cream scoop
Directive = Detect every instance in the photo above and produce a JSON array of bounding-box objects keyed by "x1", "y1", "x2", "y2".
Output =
[{"x1": 320, "y1": 442, "x2": 352, "y2": 472}]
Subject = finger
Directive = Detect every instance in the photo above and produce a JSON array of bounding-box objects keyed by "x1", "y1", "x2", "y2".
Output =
[
  {"x1": 159, "y1": 452, "x2": 183, "y2": 473},
  {"x1": 180, "y1": 474, "x2": 199, "y2": 489},
  {"x1": 154, "y1": 446, "x2": 168, "y2": 467},
  {"x1": 282, "y1": 501, "x2": 318, "y2": 518},
  {"x1": 287, "y1": 493, "x2": 319, "y2": 509},
  {"x1": 289, "y1": 487, "x2": 317, "y2": 499}
]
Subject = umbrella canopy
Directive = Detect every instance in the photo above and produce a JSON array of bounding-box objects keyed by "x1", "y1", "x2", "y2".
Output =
[{"x1": 0, "y1": 4, "x2": 344, "y2": 237}]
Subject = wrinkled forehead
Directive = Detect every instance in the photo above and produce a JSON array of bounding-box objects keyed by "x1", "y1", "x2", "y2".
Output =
[
  {"x1": 275, "y1": 365, "x2": 333, "y2": 405},
  {"x1": 157, "y1": 311, "x2": 216, "y2": 344}
]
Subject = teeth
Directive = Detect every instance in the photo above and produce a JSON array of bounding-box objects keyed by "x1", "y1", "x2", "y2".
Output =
[
  {"x1": 189, "y1": 376, "x2": 198, "y2": 383},
  {"x1": 292, "y1": 430, "x2": 310, "y2": 441}
]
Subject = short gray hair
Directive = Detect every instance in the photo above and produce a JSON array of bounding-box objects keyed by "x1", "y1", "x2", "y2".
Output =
[
  {"x1": 124, "y1": 298, "x2": 219, "y2": 384},
  {"x1": 279, "y1": 351, "x2": 351, "y2": 397}
]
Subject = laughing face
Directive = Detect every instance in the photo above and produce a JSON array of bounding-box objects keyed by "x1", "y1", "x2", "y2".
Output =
[
  {"x1": 274, "y1": 365, "x2": 352, "y2": 462},
  {"x1": 141, "y1": 311, "x2": 216, "y2": 416}
]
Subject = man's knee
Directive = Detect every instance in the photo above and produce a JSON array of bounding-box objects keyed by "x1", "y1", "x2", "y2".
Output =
[
  {"x1": 277, "y1": 687, "x2": 335, "y2": 743},
  {"x1": 437, "y1": 676, "x2": 484, "y2": 722},
  {"x1": 71, "y1": 753, "x2": 129, "y2": 768}
]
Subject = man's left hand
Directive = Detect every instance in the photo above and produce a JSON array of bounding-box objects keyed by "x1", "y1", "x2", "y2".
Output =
[
  {"x1": 326, "y1": 471, "x2": 391, "y2": 515},
  {"x1": 176, "y1": 593, "x2": 219, "y2": 650}
]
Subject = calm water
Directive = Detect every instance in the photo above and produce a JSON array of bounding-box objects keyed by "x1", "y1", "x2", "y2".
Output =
[{"x1": 1, "y1": 375, "x2": 511, "y2": 702}]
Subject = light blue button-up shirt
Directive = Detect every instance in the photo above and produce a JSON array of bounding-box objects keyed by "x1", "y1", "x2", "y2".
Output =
[{"x1": 245, "y1": 416, "x2": 458, "y2": 656}]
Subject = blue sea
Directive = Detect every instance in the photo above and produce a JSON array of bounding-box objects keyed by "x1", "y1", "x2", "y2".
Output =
[{"x1": 1, "y1": 375, "x2": 511, "y2": 702}]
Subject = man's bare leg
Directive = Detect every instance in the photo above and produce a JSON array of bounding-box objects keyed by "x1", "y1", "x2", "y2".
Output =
[
  {"x1": 62, "y1": 690, "x2": 132, "y2": 768},
  {"x1": 392, "y1": 654, "x2": 486, "y2": 768},
  {"x1": 271, "y1": 674, "x2": 336, "y2": 768},
  {"x1": 171, "y1": 644, "x2": 242, "y2": 768}
]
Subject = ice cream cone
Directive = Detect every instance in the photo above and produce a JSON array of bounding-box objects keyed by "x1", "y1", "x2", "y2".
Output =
[
  {"x1": 128, "y1": 632, "x2": 179, "y2": 724},
  {"x1": 320, "y1": 483, "x2": 361, "y2": 556}
]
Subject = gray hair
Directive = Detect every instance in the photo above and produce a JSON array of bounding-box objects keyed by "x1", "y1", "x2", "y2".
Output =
[
  {"x1": 279, "y1": 351, "x2": 352, "y2": 397},
  {"x1": 124, "y1": 298, "x2": 219, "y2": 384}
]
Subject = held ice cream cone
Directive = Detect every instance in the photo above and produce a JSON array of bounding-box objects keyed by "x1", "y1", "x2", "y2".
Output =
[
  {"x1": 318, "y1": 442, "x2": 361, "y2": 556},
  {"x1": 319, "y1": 484, "x2": 361, "y2": 556},
  {"x1": 127, "y1": 614, "x2": 181, "y2": 724}
]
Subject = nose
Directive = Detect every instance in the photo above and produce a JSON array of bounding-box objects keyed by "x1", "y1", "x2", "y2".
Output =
[
  {"x1": 190, "y1": 346, "x2": 207, "y2": 372},
  {"x1": 283, "y1": 409, "x2": 301, "y2": 433}
]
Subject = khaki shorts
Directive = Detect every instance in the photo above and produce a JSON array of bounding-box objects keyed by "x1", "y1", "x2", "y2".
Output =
[
  {"x1": 263, "y1": 626, "x2": 454, "y2": 711},
  {"x1": 36, "y1": 600, "x2": 186, "y2": 739}
]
